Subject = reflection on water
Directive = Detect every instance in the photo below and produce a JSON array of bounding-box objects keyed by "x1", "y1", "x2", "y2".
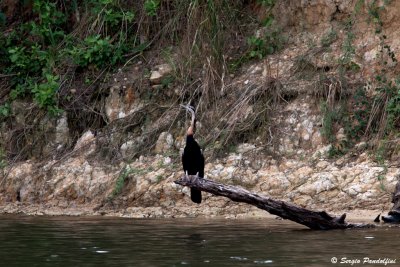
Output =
[{"x1": 0, "y1": 215, "x2": 399, "y2": 267}]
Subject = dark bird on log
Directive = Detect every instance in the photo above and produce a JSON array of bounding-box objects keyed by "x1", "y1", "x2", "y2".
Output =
[{"x1": 181, "y1": 105, "x2": 204, "y2": 204}]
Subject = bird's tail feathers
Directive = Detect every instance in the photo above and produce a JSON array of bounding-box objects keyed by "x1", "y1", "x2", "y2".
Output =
[{"x1": 190, "y1": 188, "x2": 202, "y2": 204}]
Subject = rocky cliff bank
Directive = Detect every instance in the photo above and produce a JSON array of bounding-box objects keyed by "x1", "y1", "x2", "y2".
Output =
[{"x1": 1, "y1": 0, "x2": 400, "y2": 219}]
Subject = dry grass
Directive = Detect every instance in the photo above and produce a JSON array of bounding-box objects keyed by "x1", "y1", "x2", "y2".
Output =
[{"x1": 0, "y1": 0, "x2": 288, "y2": 173}]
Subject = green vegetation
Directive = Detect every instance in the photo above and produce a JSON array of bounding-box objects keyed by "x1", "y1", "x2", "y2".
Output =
[
  {"x1": 0, "y1": 0, "x2": 281, "y2": 118},
  {"x1": 247, "y1": 29, "x2": 283, "y2": 60},
  {"x1": 338, "y1": 19, "x2": 357, "y2": 73},
  {"x1": 320, "y1": 101, "x2": 350, "y2": 158},
  {"x1": 69, "y1": 34, "x2": 129, "y2": 69},
  {"x1": 0, "y1": 0, "x2": 399, "y2": 165},
  {"x1": 109, "y1": 163, "x2": 169, "y2": 199},
  {"x1": 317, "y1": 0, "x2": 400, "y2": 164},
  {"x1": 144, "y1": 0, "x2": 160, "y2": 16},
  {"x1": 0, "y1": 0, "x2": 138, "y2": 117},
  {"x1": 0, "y1": 103, "x2": 10, "y2": 119},
  {"x1": 156, "y1": 175, "x2": 163, "y2": 183},
  {"x1": 0, "y1": 0, "x2": 288, "y2": 163},
  {"x1": 320, "y1": 102, "x2": 340, "y2": 144},
  {"x1": 110, "y1": 166, "x2": 131, "y2": 199},
  {"x1": 229, "y1": 5, "x2": 283, "y2": 72},
  {"x1": 320, "y1": 29, "x2": 337, "y2": 48},
  {"x1": 361, "y1": 0, "x2": 399, "y2": 143},
  {"x1": 109, "y1": 166, "x2": 146, "y2": 199}
]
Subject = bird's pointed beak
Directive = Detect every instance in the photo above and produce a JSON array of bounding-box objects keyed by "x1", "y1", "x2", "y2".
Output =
[{"x1": 180, "y1": 104, "x2": 195, "y2": 126}]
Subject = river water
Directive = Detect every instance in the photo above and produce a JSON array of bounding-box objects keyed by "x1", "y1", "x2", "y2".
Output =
[{"x1": 0, "y1": 215, "x2": 399, "y2": 267}]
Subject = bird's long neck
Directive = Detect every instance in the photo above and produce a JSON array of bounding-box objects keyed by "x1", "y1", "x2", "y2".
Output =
[
  {"x1": 186, "y1": 107, "x2": 196, "y2": 136},
  {"x1": 190, "y1": 113, "x2": 196, "y2": 130}
]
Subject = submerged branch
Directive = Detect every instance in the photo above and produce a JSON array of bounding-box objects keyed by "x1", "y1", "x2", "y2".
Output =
[{"x1": 175, "y1": 175, "x2": 374, "y2": 230}]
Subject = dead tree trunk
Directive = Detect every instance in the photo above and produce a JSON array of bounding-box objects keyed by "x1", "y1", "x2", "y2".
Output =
[
  {"x1": 175, "y1": 175, "x2": 374, "y2": 230},
  {"x1": 381, "y1": 180, "x2": 400, "y2": 223}
]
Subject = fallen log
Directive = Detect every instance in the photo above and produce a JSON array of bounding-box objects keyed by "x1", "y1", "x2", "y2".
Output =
[
  {"x1": 381, "y1": 180, "x2": 400, "y2": 223},
  {"x1": 175, "y1": 175, "x2": 374, "y2": 230}
]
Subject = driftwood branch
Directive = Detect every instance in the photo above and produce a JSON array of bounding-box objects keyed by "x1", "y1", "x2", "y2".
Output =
[{"x1": 175, "y1": 175, "x2": 374, "y2": 230}]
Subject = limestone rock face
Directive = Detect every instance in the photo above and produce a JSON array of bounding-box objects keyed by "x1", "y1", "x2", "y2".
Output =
[
  {"x1": 120, "y1": 141, "x2": 136, "y2": 158},
  {"x1": 2, "y1": 147, "x2": 399, "y2": 217},
  {"x1": 105, "y1": 85, "x2": 141, "y2": 122},
  {"x1": 276, "y1": 96, "x2": 322, "y2": 155},
  {"x1": 149, "y1": 64, "x2": 173, "y2": 85},
  {"x1": 0, "y1": 98, "x2": 400, "y2": 217},
  {"x1": 154, "y1": 132, "x2": 174, "y2": 154},
  {"x1": 11, "y1": 100, "x2": 32, "y2": 126},
  {"x1": 237, "y1": 143, "x2": 256, "y2": 154},
  {"x1": 4, "y1": 0, "x2": 400, "y2": 218},
  {"x1": 74, "y1": 130, "x2": 96, "y2": 153},
  {"x1": 55, "y1": 112, "x2": 70, "y2": 151},
  {"x1": 274, "y1": 0, "x2": 337, "y2": 29}
]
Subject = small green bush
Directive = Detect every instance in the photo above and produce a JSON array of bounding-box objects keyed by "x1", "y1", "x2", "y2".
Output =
[
  {"x1": 70, "y1": 35, "x2": 122, "y2": 68},
  {"x1": 345, "y1": 87, "x2": 371, "y2": 140},
  {"x1": 32, "y1": 73, "x2": 61, "y2": 115},
  {"x1": 31, "y1": 0, "x2": 66, "y2": 45},
  {"x1": 110, "y1": 166, "x2": 146, "y2": 199},
  {"x1": 0, "y1": 103, "x2": 10, "y2": 119},
  {"x1": 321, "y1": 102, "x2": 342, "y2": 143},
  {"x1": 0, "y1": 0, "x2": 139, "y2": 117},
  {"x1": 375, "y1": 76, "x2": 400, "y2": 132},
  {"x1": 144, "y1": 0, "x2": 160, "y2": 17},
  {"x1": 247, "y1": 28, "x2": 283, "y2": 60}
]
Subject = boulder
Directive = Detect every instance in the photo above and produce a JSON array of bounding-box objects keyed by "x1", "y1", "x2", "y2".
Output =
[
  {"x1": 74, "y1": 130, "x2": 95, "y2": 152},
  {"x1": 149, "y1": 64, "x2": 173, "y2": 85},
  {"x1": 154, "y1": 132, "x2": 174, "y2": 154}
]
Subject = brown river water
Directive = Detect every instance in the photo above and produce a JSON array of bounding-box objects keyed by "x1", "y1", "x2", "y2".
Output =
[{"x1": 0, "y1": 215, "x2": 399, "y2": 266}]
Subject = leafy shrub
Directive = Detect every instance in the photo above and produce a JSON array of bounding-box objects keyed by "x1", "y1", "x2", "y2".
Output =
[
  {"x1": 32, "y1": 73, "x2": 61, "y2": 115},
  {"x1": 321, "y1": 102, "x2": 341, "y2": 143},
  {"x1": 247, "y1": 27, "x2": 283, "y2": 59},
  {"x1": 0, "y1": 0, "x2": 139, "y2": 117},
  {"x1": 31, "y1": 0, "x2": 66, "y2": 45},
  {"x1": 377, "y1": 76, "x2": 400, "y2": 132},
  {"x1": 109, "y1": 166, "x2": 146, "y2": 199},
  {"x1": 247, "y1": 36, "x2": 266, "y2": 59},
  {"x1": 70, "y1": 35, "x2": 122, "y2": 68},
  {"x1": 144, "y1": 0, "x2": 160, "y2": 17},
  {"x1": 89, "y1": 0, "x2": 135, "y2": 28},
  {"x1": 7, "y1": 46, "x2": 31, "y2": 72},
  {"x1": 0, "y1": 103, "x2": 10, "y2": 119},
  {"x1": 344, "y1": 87, "x2": 371, "y2": 140}
]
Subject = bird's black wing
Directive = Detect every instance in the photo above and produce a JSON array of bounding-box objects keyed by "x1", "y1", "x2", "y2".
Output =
[
  {"x1": 182, "y1": 135, "x2": 204, "y2": 204},
  {"x1": 182, "y1": 135, "x2": 204, "y2": 175}
]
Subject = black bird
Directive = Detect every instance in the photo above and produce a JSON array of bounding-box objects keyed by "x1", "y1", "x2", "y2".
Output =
[{"x1": 181, "y1": 105, "x2": 204, "y2": 204}]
